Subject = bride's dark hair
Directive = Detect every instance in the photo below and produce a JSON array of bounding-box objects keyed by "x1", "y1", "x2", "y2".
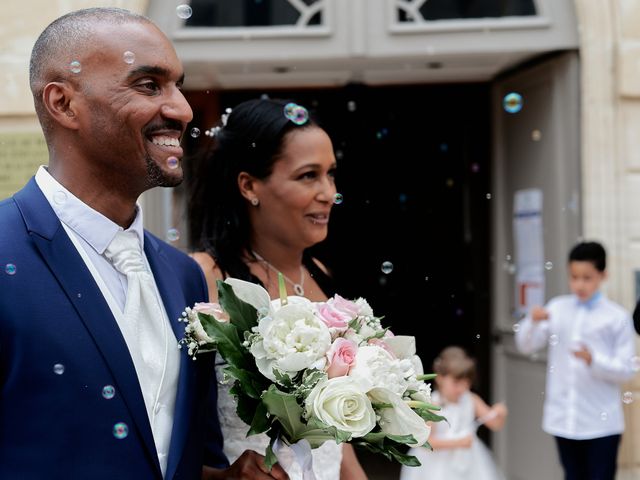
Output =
[{"x1": 188, "y1": 98, "x2": 317, "y2": 282}]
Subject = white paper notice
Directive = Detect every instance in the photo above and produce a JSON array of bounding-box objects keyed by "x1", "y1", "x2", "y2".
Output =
[{"x1": 513, "y1": 189, "x2": 545, "y2": 317}]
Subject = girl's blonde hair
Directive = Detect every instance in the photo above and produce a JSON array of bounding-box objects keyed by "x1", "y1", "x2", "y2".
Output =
[{"x1": 433, "y1": 346, "x2": 476, "y2": 383}]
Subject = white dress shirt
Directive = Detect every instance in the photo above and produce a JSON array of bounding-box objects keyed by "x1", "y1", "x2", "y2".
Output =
[
  {"x1": 515, "y1": 292, "x2": 636, "y2": 439},
  {"x1": 35, "y1": 166, "x2": 180, "y2": 476}
]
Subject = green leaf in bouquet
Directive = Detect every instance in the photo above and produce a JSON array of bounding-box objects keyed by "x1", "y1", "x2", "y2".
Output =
[
  {"x1": 262, "y1": 385, "x2": 307, "y2": 441},
  {"x1": 248, "y1": 401, "x2": 271, "y2": 436},
  {"x1": 347, "y1": 317, "x2": 361, "y2": 331},
  {"x1": 231, "y1": 383, "x2": 262, "y2": 426},
  {"x1": 217, "y1": 280, "x2": 259, "y2": 334},
  {"x1": 303, "y1": 417, "x2": 352, "y2": 447},
  {"x1": 294, "y1": 369, "x2": 327, "y2": 398},
  {"x1": 362, "y1": 431, "x2": 416, "y2": 446},
  {"x1": 200, "y1": 315, "x2": 250, "y2": 369},
  {"x1": 361, "y1": 431, "x2": 387, "y2": 444},
  {"x1": 365, "y1": 327, "x2": 390, "y2": 341},
  {"x1": 383, "y1": 433, "x2": 417, "y2": 445},
  {"x1": 354, "y1": 431, "x2": 421, "y2": 466},
  {"x1": 224, "y1": 364, "x2": 268, "y2": 399},
  {"x1": 265, "y1": 434, "x2": 279, "y2": 471},
  {"x1": 416, "y1": 373, "x2": 437, "y2": 381},
  {"x1": 415, "y1": 408, "x2": 447, "y2": 423},
  {"x1": 273, "y1": 369, "x2": 295, "y2": 390},
  {"x1": 388, "y1": 446, "x2": 422, "y2": 467},
  {"x1": 351, "y1": 436, "x2": 393, "y2": 461}
]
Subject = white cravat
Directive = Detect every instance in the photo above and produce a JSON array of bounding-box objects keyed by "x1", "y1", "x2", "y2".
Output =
[{"x1": 104, "y1": 230, "x2": 174, "y2": 475}]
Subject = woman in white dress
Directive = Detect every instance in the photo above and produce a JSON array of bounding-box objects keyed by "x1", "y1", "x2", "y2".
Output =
[
  {"x1": 400, "y1": 347, "x2": 508, "y2": 480},
  {"x1": 190, "y1": 98, "x2": 367, "y2": 479}
]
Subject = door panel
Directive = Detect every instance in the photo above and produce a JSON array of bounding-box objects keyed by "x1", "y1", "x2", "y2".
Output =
[{"x1": 491, "y1": 52, "x2": 580, "y2": 480}]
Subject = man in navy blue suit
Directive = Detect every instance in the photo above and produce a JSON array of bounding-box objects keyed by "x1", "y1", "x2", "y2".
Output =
[{"x1": 0, "y1": 7, "x2": 287, "y2": 480}]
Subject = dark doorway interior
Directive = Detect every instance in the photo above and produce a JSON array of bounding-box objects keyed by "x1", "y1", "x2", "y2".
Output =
[{"x1": 185, "y1": 83, "x2": 492, "y2": 476}]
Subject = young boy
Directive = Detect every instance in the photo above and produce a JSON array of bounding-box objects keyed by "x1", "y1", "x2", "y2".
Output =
[{"x1": 515, "y1": 241, "x2": 636, "y2": 480}]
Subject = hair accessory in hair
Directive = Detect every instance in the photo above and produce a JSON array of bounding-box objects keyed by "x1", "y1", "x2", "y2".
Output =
[{"x1": 283, "y1": 102, "x2": 309, "y2": 125}]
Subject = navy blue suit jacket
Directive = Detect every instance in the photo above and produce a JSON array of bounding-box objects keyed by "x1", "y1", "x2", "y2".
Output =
[{"x1": 0, "y1": 179, "x2": 228, "y2": 479}]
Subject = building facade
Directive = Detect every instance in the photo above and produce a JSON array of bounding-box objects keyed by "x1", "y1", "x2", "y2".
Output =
[{"x1": 1, "y1": 1, "x2": 639, "y2": 478}]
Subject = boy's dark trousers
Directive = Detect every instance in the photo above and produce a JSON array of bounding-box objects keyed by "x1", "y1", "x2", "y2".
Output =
[{"x1": 555, "y1": 434, "x2": 621, "y2": 480}]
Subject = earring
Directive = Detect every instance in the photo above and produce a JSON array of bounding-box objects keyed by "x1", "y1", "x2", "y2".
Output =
[{"x1": 251, "y1": 198, "x2": 259, "y2": 206}]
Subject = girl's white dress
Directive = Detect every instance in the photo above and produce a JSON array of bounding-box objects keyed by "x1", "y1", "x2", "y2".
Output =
[
  {"x1": 400, "y1": 391, "x2": 505, "y2": 480},
  {"x1": 215, "y1": 363, "x2": 342, "y2": 480}
]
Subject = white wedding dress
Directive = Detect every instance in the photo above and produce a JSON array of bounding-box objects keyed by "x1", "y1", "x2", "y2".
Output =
[{"x1": 215, "y1": 363, "x2": 343, "y2": 479}]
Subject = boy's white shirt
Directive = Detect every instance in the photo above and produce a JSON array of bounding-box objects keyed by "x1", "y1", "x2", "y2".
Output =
[{"x1": 515, "y1": 293, "x2": 636, "y2": 439}]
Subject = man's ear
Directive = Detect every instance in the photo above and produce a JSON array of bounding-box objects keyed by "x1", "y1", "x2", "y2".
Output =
[
  {"x1": 237, "y1": 171, "x2": 260, "y2": 204},
  {"x1": 42, "y1": 81, "x2": 80, "y2": 130}
]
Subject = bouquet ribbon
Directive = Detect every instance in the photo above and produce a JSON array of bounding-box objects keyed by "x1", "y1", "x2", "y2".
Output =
[{"x1": 273, "y1": 438, "x2": 316, "y2": 480}]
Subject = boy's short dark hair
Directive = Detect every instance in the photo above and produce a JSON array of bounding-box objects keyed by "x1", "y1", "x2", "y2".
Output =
[{"x1": 568, "y1": 241, "x2": 606, "y2": 272}]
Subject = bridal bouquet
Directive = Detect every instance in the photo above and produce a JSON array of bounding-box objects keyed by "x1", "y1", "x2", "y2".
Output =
[{"x1": 179, "y1": 276, "x2": 443, "y2": 472}]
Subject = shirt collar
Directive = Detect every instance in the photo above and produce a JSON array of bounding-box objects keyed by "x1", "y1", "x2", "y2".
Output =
[
  {"x1": 576, "y1": 291, "x2": 602, "y2": 309},
  {"x1": 34, "y1": 166, "x2": 145, "y2": 254}
]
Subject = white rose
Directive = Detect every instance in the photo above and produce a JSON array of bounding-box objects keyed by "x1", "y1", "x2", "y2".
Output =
[
  {"x1": 355, "y1": 298, "x2": 374, "y2": 317},
  {"x1": 305, "y1": 376, "x2": 376, "y2": 438},
  {"x1": 368, "y1": 387, "x2": 431, "y2": 446},
  {"x1": 348, "y1": 346, "x2": 413, "y2": 396},
  {"x1": 250, "y1": 303, "x2": 332, "y2": 381}
]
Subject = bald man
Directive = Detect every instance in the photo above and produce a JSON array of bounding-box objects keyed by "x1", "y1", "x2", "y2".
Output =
[{"x1": 0, "y1": 7, "x2": 286, "y2": 480}]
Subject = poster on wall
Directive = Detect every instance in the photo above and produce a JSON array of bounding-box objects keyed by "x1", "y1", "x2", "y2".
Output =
[{"x1": 513, "y1": 188, "x2": 545, "y2": 318}]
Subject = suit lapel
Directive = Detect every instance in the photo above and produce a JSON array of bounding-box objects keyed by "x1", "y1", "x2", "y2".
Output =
[
  {"x1": 13, "y1": 179, "x2": 161, "y2": 476},
  {"x1": 144, "y1": 234, "x2": 195, "y2": 480}
]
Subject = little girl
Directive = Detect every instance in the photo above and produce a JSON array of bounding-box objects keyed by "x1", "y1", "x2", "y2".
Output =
[{"x1": 400, "y1": 347, "x2": 508, "y2": 480}]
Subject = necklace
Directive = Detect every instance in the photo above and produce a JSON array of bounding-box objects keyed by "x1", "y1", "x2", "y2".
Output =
[{"x1": 252, "y1": 251, "x2": 305, "y2": 296}]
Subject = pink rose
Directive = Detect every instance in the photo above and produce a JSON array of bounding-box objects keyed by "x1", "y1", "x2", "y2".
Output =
[
  {"x1": 316, "y1": 303, "x2": 351, "y2": 329},
  {"x1": 326, "y1": 338, "x2": 358, "y2": 378},
  {"x1": 328, "y1": 295, "x2": 360, "y2": 318},
  {"x1": 193, "y1": 302, "x2": 229, "y2": 322}
]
